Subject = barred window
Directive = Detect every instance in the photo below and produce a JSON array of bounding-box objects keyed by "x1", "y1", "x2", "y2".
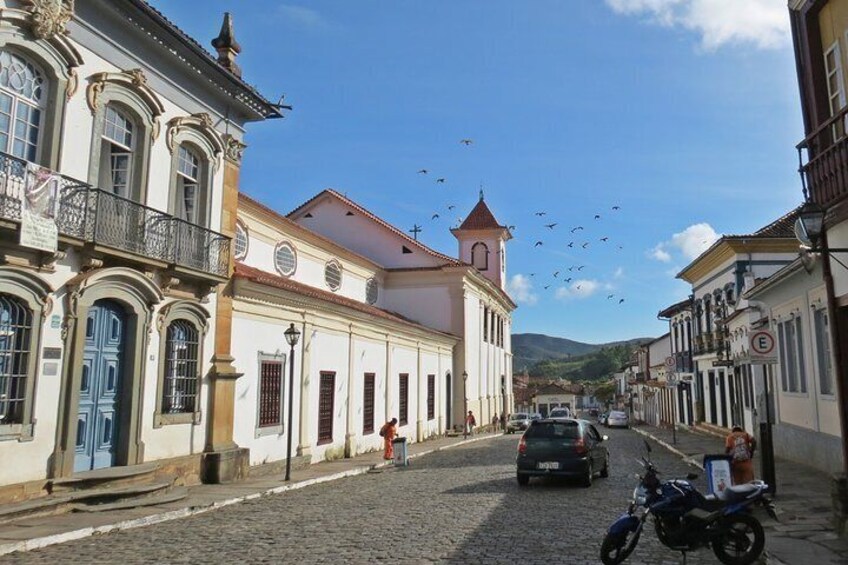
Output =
[
  {"x1": 318, "y1": 372, "x2": 335, "y2": 444},
  {"x1": 427, "y1": 374, "x2": 435, "y2": 421},
  {"x1": 363, "y1": 373, "x2": 375, "y2": 434},
  {"x1": 162, "y1": 320, "x2": 200, "y2": 414},
  {"x1": 814, "y1": 308, "x2": 834, "y2": 395},
  {"x1": 274, "y1": 242, "x2": 297, "y2": 277},
  {"x1": 234, "y1": 220, "x2": 249, "y2": 260},
  {"x1": 0, "y1": 293, "x2": 32, "y2": 424},
  {"x1": 258, "y1": 356, "x2": 283, "y2": 429},
  {"x1": 325, "y1": 260, "x2": 342, "y2": 291},
  {"x1": 399, "y1": 373, "x2": 409, "y2": 426}
]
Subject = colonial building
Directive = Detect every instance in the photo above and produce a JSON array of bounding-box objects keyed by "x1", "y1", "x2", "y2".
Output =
[
  {"x1": 0, "y1": 1, "x2": 280, "y2": 502},
  {"x1": 228, "y1": 189, "x2": 515, "y2": 469},
  {"x1": 658, "y1": 299, "x2": 695, "y2": 425},
  {"x1": 676, "y1": 208, "x2": 800, "y2": 432}
]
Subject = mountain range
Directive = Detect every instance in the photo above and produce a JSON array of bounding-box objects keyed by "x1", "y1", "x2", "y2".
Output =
[{"x1": 512, "y1": 333, "x2": 653, "y2": 369}]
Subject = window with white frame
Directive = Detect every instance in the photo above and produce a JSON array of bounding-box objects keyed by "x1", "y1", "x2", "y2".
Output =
[
  {"x1": 99, "y1": 105, "x2": 135, "y2": 198},
  {"x1": 234, "y1": 220, "x2": 248, "y2": 261},
  {"x1": 0, "y1": 293, "x2": 32, "y2": 425},
  {"x1": 0, "y1": 51, "x2": 45, "y2": 162},
  {"x1": 814, "y1": 308, "x2": 834, "y2": 396},
  {"x1": 162, "y1": 320, "x2": 200, "y2": 414},
  {"x1": 274, "y1": 242, "x2": 297, "y2": 277},
  {"x1": 778, "y1": 316, "x2": 807, "y2": 394},
  {"x1": 257, "y1": 353, "x2": 284, "y2": 434},
  {"x1": 175, "y1": 145, "x2": 202, "y2": 224},
  {"x1": 826, "y1": 41, "x2": 846, "y2": 124}
]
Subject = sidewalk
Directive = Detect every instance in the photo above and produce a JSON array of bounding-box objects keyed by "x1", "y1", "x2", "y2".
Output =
[
  {"x1": 0, "y1": 432, "x2": 497, "y2": 557},
  {"x1": 633, "y1": 423, "x2": 848, "y2": 565}
]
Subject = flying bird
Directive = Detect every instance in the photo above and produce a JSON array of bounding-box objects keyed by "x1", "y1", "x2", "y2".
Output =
[
  {"x1": 553, "y1": 271, "x2": 560, "y2": 278},
  {"x1": 577, "y1": 285, "x2": 582, "y2": 290},
  {"x1": 535, "y1": 212, "x2": 547, "y2": 217},
  {"x1": 582, "y1": 242, "x2": 590, "y2": 249},
  {"x1": 594, "y1": 214, "x2": 601, "y2": 220},
  {"x1": 600, "y1": 237, "x2": 609, "y2": 242},
  {"x1": 544, "y1": 285, "x2": 550, "y2": 290},
  {"x1": 607, "y1": 294, "x2": 615, "y2": 300},
  {"x1": 612, "y1": 206, "x2": 620, "y2": 210},
  {"x1": 431, "y1": 213, "x2": 440, "y2": 220},
  {"x1": 545, "y1": 223, "x2": 557, "y2": 229},
  {"x1": 530, "y1": 273, "x2": 536, "y2": 277},
  {"x1": 568, "y1": 266, "x2": 574, "y2": 272},
  {"x1": 577, "y1": 265, "x2": 585, "y2": 271},
  {"x1": 436, "y1": 178, "x2": 446, "y2": 183},
  {"x1": 565, "y1": 278, "x2": 572, "y2": 283},
  {"x1": 567, "y1": 242, "x2": 574, "y2": 248},
  {"x1": 619, "y1": 298, "x2": 625, "y2": 304},
  {"x1": 460, "y1": 139, "x2": 473, "y2": 145},
  {"x1": 534, "y1": 241, "x2": 543, "y2": 247},
  {"x1": 507, "y1": 225, "x2": 516, "y2": 230},
  {"x1": 618, "y1": 245, "x2": 624, "y2": 250},
  {"x1": 571, "y1": 226, "x2": 584, "y2": 233},
  {"x1": 418, "y1": 169, "x2": 428, "y2": 174},
  {"x1": 447, "y1": 205, "x2": 456, "y2": 211}
]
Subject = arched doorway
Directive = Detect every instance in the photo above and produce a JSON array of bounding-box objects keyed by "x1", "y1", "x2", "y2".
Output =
[{"x1": 75, "y1": 299, "x2": 127, "y2": 472}]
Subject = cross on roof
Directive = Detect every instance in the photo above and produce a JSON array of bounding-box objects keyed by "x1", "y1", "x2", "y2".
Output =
[{"x1": 409, "y1": 224, "x2": 423, "y2": 241}]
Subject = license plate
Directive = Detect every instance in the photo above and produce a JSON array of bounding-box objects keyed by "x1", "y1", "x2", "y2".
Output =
[{"x1": 537, "y1": 462, "x2": 559, "y2": 470}]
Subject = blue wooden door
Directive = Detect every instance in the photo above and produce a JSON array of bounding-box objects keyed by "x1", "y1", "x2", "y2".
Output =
[{"x1": 75, "y1": 300, "x2": 126, "y2": 473}]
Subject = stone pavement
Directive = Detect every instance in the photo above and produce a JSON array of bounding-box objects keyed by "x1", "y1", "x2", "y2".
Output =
[
  {"x1": 633, "y1": 423, "x2": 848, "y2": 565},
  {"x1": 0, "y1": 431, "x2": 497, "y2": 558}
]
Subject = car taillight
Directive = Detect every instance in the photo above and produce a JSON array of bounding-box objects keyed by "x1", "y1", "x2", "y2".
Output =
[
  {"x1": 518, "y1": 437, "x2": 527, "y2": 454},
  {"x1": 574, "y1": 438, "x2": 588, "y2": 455}
]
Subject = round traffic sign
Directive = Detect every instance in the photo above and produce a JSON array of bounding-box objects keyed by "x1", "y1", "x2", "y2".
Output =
[
  {"x1": 750, "y1": 330, "x2": 776, "y2": 355},
  {"x1": 665, "y1": 356, "x2": 676, "y2": 368}
]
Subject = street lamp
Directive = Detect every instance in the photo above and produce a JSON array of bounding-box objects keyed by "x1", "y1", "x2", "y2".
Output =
[
  {"x1": 283, "y1": 323, "x2": 301, "y2": 482},
  {"x1": 797, "y1": 200, "x2": 825, "y2": 250}
]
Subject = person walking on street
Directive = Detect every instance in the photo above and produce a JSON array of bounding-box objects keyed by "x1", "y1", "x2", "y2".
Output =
[
  {"x1": 464, "y1": 410, "x2": 476, "y2": 438},
  {"x1": 725, "y1": 425, "x2": 756, "y2": 484},
  {"x1": 492, "y1": 414, "x2": 499, "y2": 431},
  {"x1": 499, "y1": 412, "x2": 506, "y2": 432},
  {"x1": 380, "y1": 418, "x2": 398, "y2": 460}
]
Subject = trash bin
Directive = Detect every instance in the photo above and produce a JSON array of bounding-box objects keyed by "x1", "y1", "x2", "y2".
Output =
[
  {"x1": 392, "y1": 437, "x2": 408, "y2": 466},
  {"x1": 703, "y1": 454, "x2": 733, "y2": 499}
]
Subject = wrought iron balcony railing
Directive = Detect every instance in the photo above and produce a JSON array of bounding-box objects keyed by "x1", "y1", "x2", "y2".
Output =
[
  {"x1": 798, "y1": 104, "x2": 848, "y2": 207},
  {"x1": 0, "y1": 151, "x2": 230, "y2": 278}
]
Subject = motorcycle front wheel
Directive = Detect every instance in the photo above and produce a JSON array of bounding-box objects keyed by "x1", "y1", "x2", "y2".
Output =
[
  {"x1": 600, "y1": 529, "x2": 641, "y2": 565},
  {"x1": 711, "y1": 513, "x2": 765, "y2": 565}
]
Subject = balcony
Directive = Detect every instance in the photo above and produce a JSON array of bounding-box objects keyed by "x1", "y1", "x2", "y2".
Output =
[
  {"x1": 674, "y1": 351, "x2": 693, "y2": 373},
  {"x1": 798, "y1": 105, "x2": 848, "y2": 207},
  {"x1": 0, "y1": 152, "x2": 229, "y2": 279},
  {"x1": 693, "y1": 333, "x2": 715, "y2": 356}
]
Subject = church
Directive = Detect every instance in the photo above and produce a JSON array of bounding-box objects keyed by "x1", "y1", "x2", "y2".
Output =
[{"x1": 230, "y1": 189, "x2": 516, "y2": 468}]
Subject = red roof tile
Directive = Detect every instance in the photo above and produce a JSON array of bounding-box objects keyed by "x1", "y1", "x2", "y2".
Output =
[{"x1": 233, "y1": 263, "x2": 458, "y2": 340}]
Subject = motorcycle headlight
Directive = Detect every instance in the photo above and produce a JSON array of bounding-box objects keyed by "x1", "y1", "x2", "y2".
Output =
[{"x1": 632, "y1": 486, "x2": 647, "y2": 506}]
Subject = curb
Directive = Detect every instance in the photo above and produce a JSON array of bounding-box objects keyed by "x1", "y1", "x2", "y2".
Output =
[
  {"x1": 0, "y1": 433, "x2": 497, "y2": 557},
  {"x1": 631, "y1": 426, "x2": 705, "y2": 470}
]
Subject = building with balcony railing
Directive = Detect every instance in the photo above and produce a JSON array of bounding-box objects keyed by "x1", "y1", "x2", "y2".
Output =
[
  {"x1": 658, "y1": 298, "x2": 695, "y2": 425},
  {"x1": 0, "y1": 1, "x2": 282, "y2": 501}
]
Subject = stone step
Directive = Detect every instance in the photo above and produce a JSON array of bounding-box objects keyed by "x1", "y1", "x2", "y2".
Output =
[
  {"x1": 48, "y1": 463, "x2": 161, "y2": 494},
  {"x1": 70, "y1": 486, "x2": 188, "y2": 513},
  {"x1": 0, "y1": 481, "x2": 175, "y2": 525}
]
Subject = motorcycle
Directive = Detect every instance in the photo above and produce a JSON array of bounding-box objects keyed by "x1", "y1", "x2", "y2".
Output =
[{"x1": 600, "y1": 440, "x2": 777, "y2": 565}]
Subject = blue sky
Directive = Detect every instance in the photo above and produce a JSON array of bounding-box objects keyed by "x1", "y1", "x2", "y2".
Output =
[{"x1": 154, "y1": 0, "x2": 802, "y2": 344}]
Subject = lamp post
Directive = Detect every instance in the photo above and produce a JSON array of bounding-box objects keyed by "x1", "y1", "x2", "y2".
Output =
[
  {"x1": 283, "y1": 323, "x2": 301, "y2": 482},
  {"x1": 462, "y1": 371, "x2": 468, "y2": 436}
]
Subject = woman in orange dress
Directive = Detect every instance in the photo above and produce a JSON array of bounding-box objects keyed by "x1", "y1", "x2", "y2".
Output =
[
  {"x1": 381, "y1": 418, "x2": 398, "y2": 460},
  {"x1": 725, "y1": 426, "x2": 756, "y2": 484}
]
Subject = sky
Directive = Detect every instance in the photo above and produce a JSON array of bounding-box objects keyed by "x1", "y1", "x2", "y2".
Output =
[{"x1": 153, "y1": 0, "x2": 803, "y2": 344}]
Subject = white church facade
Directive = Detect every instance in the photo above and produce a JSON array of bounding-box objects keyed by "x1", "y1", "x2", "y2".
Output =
[{"x1": 231, "y1": 189, "x2": 516, "y2": 467}]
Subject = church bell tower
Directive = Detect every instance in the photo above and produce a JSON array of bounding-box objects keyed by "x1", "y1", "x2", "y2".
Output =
[{"x1": 451, "y1": 191, "x2": 512, "y2": 290}]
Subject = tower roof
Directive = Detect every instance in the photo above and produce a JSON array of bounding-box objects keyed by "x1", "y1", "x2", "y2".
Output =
[{"x1": 456, "y1": 196, "x2": 506, "y2": 231}]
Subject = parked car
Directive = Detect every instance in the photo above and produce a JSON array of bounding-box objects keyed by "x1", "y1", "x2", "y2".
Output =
[
  {"x1": 605, "y1": 410, "x2": 629, "y2": 428},
  {"x1": 587, "y1": 408, "x2": 599, "y2": 418},
  {"x1": 516, "y1": 419, "x2": 609, "y2": 487},
  {"x1": 530, "y1": 413, "x2": 543, "y2": 420},
  {"x1": 549, "y1": 407, "x2": 572, "y2": 419},
  {"x1": 506, "y1": 413, "x2": 531, "y2": 434}
]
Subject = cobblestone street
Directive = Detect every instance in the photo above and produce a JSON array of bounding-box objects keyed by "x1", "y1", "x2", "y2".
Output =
[{"x1": 0, "y1": 428, "x2": 741, "y2": 564}]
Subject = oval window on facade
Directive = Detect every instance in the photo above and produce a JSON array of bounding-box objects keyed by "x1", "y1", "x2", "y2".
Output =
[
  {"x1": 325, "y1": 259, "x2": 342, "y2": 291},
  {"x1": 274, "y1": 241, "x2": 297, "y2": 277},
  {"x1": 234, "y1": 220, "x2": 248, "y2": 261},
  {"x1": 366, "y1": 277, "x2": 378, "y2": 305}
]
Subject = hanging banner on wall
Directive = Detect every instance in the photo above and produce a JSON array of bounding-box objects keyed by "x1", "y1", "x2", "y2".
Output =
[{"x1": 19, "y1": 163, "x2": 61, "y2": 252}]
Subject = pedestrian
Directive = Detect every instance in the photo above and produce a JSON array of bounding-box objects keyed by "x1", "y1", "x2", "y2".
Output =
[
  {"x1": 725, "y1": 425, "x2": 756, "y2": 484},
  {"x1": 464, "y1": 410, "x2": 476, "y2": 438},
  {"x1": 380, "y1": 418, "x2": 398, "y2": 460},
  {"x1": 492, "y1": 414, "x2": 499, "y2": 431},
  {"x1": 499, "y1": 412, "x2": 506, "y2": 432}
]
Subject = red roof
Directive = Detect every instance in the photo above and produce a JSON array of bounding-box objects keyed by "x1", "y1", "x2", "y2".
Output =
[
  {"x1": 456, "y1": 198, "x2": 505, "y2": 231},
  {"x1": 233, "y1": 263, "x2": 458, "y2": 340},
  {"x1": 287, "y1": 189, "x2": 462, "y2": 266}
]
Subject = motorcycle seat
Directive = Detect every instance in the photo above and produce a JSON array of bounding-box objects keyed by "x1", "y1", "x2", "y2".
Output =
[{"x1": 725, "y1": 483, "x2": 761, "y2": 498}]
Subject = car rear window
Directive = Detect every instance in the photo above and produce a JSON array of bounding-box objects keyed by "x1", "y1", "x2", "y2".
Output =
[
  {"x1": 525, "y1": 422, "x2": 581, "y2": 439},
  {"x1": 511, "y1": 413, "x2": 529, "y2": 420},
  {"x1": 610, "y1": 411, "x2": 626, "y2": 418}
]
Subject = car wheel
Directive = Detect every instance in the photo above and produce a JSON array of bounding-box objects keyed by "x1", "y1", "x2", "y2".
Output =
[
  {"x1": 581, "y1": 461, "x2": 593, "y2": 488},
  {"x1": 517, "y1": 473, "x2": 530, "y2": 486},
  {"x1": 600, "y1": 455, "x2": 610, "y2": 478}
]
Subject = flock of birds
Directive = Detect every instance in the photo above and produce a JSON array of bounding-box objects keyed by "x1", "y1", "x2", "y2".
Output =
[{"x1": 411, "y1": 138, "x2": 626, "y2": 305}]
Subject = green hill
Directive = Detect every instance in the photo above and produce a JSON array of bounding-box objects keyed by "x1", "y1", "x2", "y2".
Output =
[{"x1": 513, "y1": 333, "x2": 651, "y2": 369}]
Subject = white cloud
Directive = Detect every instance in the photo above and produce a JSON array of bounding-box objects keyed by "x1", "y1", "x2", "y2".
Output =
[
  {"x1": 649, "y1": 244, "x2": 672, "y2": 263},
  {"x1": 605, "y1": 0, "x2": 790, "y2": 51},
  {"x1": 556, "y1": 279, "x2": 600, "y2": 300},
  {"x1": 613, "y1": 267, "x2": 625, "y2": 279},
  {"x1": 671, "y1": 222, "x2": 719, "y2": 260},
  {"x1": 507, "y1": 274, "x2": 538, "y2": 306},
  {"x1": 278, "y1": 5, "x2": 330, "y2": 29}
]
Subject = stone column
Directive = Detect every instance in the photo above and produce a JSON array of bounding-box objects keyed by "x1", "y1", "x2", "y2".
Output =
[
  {"x1": 344, "y1": 326, "x2": 356, "y2": 458},
  {"x1": 202, "y1": 136, "x2": 248, "y2": 484},
  {"x1": 416, "y1": 343, "x2": 424, "y2": 442}
]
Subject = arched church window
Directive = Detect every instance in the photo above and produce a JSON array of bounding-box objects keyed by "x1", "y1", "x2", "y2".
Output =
[{"x1": 472, "y1": 242, "x2": 489, "y2": 271}]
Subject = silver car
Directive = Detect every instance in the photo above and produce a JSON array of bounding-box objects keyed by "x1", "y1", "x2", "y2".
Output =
[
  {"x1": 606, "y1": 410, "x2": 629, "y2": 428},
  {"x1": 506, "y1": 412, "x2": 531, "y2": 434}
]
